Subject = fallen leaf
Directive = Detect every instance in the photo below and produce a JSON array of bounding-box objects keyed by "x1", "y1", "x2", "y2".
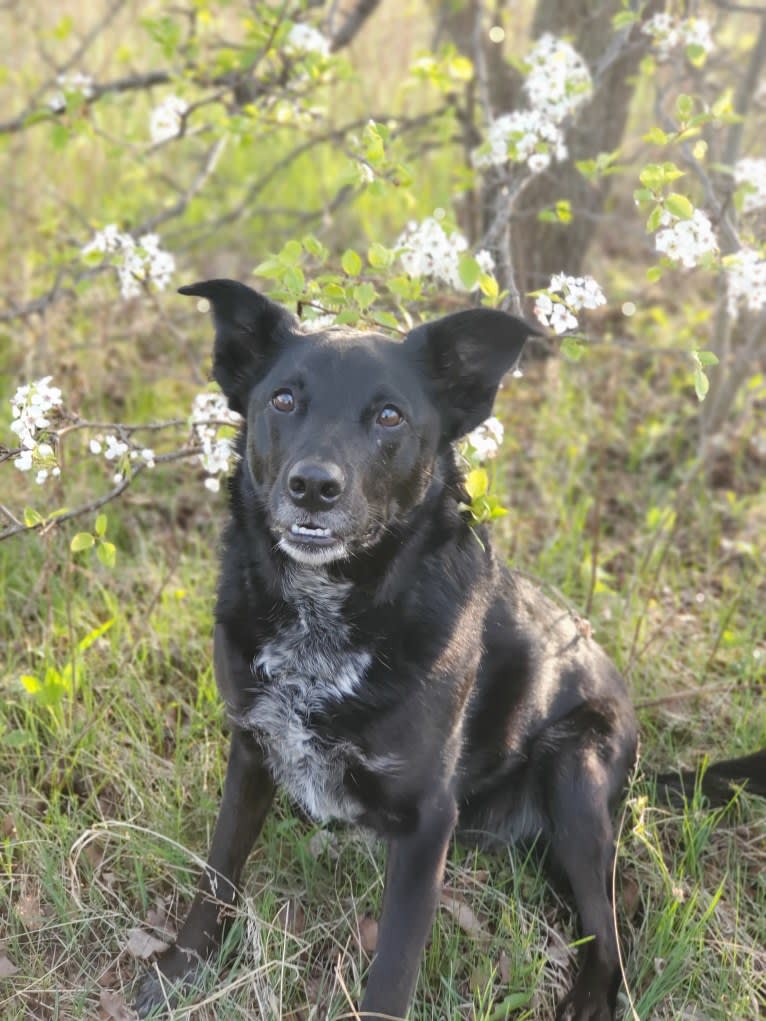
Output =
[
  {"x1": 439, "y1": 888, "x2": 489, "y2": 942},
  {"x1": 307, "y1": 828, "x2": 339, "y2": 860},
  {"x1": 619, "y1": 873, "x2": 641, "y2": 920},
  {"x1": 15, "y1": 891, "x2": 43, "y2": 929},
  {"x1": 99, "y1": 988, "x2": 135, "y2": 1020},
  {"x1": 144, "y1": 900, "x2": 177, "y2": 939},
  {"x1": 0, "y1": 947, "x2": 19, "y2": 978},
  {"x1": 357, "y1": 914, "x2": 378, "y2": 954},
  {"x1": 498, "y1": 950, "x2": 510, "y2": 984},
  {"x1": 276, "y1": 899, "x2": 306, "y2": 938},
  {"x1": 125, "y1": 927, "x2": 170, "y2": 960}
]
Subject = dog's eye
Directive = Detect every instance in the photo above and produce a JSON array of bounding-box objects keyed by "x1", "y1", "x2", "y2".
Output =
[
  {"x1": 377, "y1": 405, "x2": 404, "y2": 428},
  {"x1": 271, "y1": 390, "x2": 295, "y2": 413}
]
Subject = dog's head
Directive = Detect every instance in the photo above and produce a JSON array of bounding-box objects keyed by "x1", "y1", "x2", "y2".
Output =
[{"x1": 181, "y1": 279, "x2": 540, "y2": 566}]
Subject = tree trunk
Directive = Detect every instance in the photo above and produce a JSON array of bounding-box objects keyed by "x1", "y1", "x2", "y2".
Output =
[{"x1": 435, "y1": 0, "x2": 659, "y2": 296}]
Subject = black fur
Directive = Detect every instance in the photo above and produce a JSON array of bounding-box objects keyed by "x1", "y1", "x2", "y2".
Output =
[{"x1": 135, "y1": 282, "x2": 765, "y2": 1021}]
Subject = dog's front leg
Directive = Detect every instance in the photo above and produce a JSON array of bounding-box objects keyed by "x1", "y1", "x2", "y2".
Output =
[
  {"x1": 360, "y1": 787, "x2": 457, "y2": 1019},
  {"x1": 134, "y1": 728, "x2": 275, "y2": 1016}
]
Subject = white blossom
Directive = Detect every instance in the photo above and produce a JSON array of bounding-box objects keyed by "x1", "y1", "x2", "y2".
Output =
[
  {"x1": 396, "y1": 215, "x2": 495, "y2": 292},
  {"x1": 655, "y1": 209, "x2": 718, "y2": 268},
  {"x1": 523, "y1": 34, "x2": 593, "y2": 122},
  {"x1": 303, "y1": 313, "x2": 338, "y2": 331},
  {"x1": 473, "y1": 35, "x2": 589, "y2": 176},
  {"x1": 725, "y1": 248, "x2": 766, "y2": 318},
  {"x1": 10, "y1": 376, "x2": 62, "y2": 447},
  {"x1": 286, "y1": 23, "x2": 330, "y2": 56},
  {"x1": 104, "y1": 434, "x2": 129, "y2": 461},
  {"x1": 475, "y1": 249, "x2": 496, "y2": 275},
  {"x1": 734, "y1": 158, "x2": 766, "y2": 215},
  {"x1": 534, "y1": 274, "x2": 606, "y2": 334},
  {"x1": 82, "y1": 225, "x2": 175, "y2": 299},
  {"x1": 191, "y1": 392, "x2": 241, "y2": 491},
  {"x1": 642, "y1": 14, "x2": 714, "y2": 61},
  {"x1": 89, "y1": 438, "x2": 103, "y2": 454},
  {"x1": 49, "y1": 72, "x2": 94, "y2": 112},
  {"x1": 149, "y1": 95, "x2": 187, "y2": 144},
  {"x1": 14, "y1": 449, "x2": 33, "y2": 472},
  {"x1": 473, "y1": 109, "x2": 567, "y2": 174},
  {"x1": 9, "y1": 376, "x2": 64, "y2": 482},
  {"x1": 465, "y1": 417, "x2": 505, "y2": 461}
]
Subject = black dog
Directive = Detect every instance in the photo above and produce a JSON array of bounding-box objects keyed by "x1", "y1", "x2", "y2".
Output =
[{"x1": 135, "y1": 280, "x2": 765, "y2": 1020}]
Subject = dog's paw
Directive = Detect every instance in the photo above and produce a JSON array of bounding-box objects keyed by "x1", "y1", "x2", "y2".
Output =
[
  {"x1": 133, "y1": 946, "x2": 206, "y2": 1018},
  {"x1": 555, "y1": 991, "x2": 614, "y2": 1021}
]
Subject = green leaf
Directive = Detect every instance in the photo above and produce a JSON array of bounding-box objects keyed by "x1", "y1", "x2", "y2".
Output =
[
  {"x1": 282, "y1": 265, "x2": 305, "y2": 293},
  {"x1": 646, "y1": 205, "x2": 664, "y2": 233},
  {"x1": 321, "y1": 281, "x2": 347, "y2": 300},
  {"x1": 676, "y1": 94, "x2": 694, "y2": 120},
  {"x1": 1, "y1": 729, "x2": 33, "y2": 748},
  {"x1": 341, "y1": 249, "x2": 362, "y2": 276},
  {"x1": 23, "y1": 507, "x2": 44, "y2": 527},
  {"x1": 643, "y1": 126, "x2": 669, "y2": 146},
  {"x1": 458, "y1": 254, "x2": 481, "y2": 290},
  {"x1": 465, "y1": 469, "x2": 489, "y2": 501},
  {"x1": 302, "y1": 235, "x2": 328, "y2": 261},
  {"x1": 646, "y1": 266, "x2": 663, "y2": 283},
  {"x1": 374, "y1": 311, "x2": 401, "y2": 331},
  {"x1": 685, "y1": 43, "x2": 707, "y2": 68},
  {"x1": 353, "y1": 282, "x2": 376, "y2": 309},
  {"x1": 97, "y1": 542, "x2": 117, "y2": 568},
  {"x1": 20, "y1": 674, "x2": 41, "y2": 694},
  {"x1": 70, "y1": 532, "x2": 95, "y2": 552},
  {"x1": 694, "y1": 350, "x2": 719, "y2": 367},
  {"x1": 252, "y1": 257, "x2": 283, "y2": 278},
  {"x1": 694, "y1": 367, "x2": 709, "y2": 401},
  {"x1": 367, "y1": 243, "x2": 392, "y2": 269},
  {"x1": 612, "y1": 10, "x2": 638, "y2": 29},
  {"x1": 280, "y1": 240, "x2": 303, "y2": 266},
  {"x1": 665, "y1": 193, "x2": 694, "y2": 220},
  {"x1": 560, "y1": 337, "x2": 585, "y2": 361},
  {"x1": 95, "y1": 513, "x2": 107, "y2": 537},
  {"x1": 555, "y1": 200, "x2": 572, "y2": 223},
  {"x1": 77, "y1": 617, "x2": 115, "y2": 654},
  {"x1": 478, "y1": 273, "x2": 499, "y2": 299}
]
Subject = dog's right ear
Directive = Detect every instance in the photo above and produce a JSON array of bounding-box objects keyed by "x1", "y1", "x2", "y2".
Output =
[{"x1": 179, "y1": 279, "x2": 295, "y2": 414}]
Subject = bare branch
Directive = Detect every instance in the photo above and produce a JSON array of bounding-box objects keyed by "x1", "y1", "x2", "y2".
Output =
[
  {"x1": 329, "y1": 0, "x2": 381, "y2": 51},
  {"x1": 0, "y1": 446, "x2": 200, "y2": 542},
  {"x1": 722, "y1": 11, "x2": 766, "y2": 170}
]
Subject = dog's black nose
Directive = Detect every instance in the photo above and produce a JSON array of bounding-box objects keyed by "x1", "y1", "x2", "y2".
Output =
[{"x1": 287, "y1": 460, "x2": 345, "y2": 509}]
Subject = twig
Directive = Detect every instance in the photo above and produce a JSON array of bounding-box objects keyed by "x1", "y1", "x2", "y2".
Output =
[
  {"x1": 0, "y1": 446, "x2": 199, "y2": 542},
  {"x1": 330, "y1": 0, "x2": 381, "y2": 52}
]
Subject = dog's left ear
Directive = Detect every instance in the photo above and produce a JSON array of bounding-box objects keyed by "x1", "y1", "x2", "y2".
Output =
[
  {"x1": 405, "y1": 308, "x2": 542, "y2": 439},
  {"x1": 179, "y1": 279, "x2": 296, "y2": 415}
]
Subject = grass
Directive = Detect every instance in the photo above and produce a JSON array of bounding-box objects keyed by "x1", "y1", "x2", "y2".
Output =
[{"x1": 1, "y1": 348, "x2": 764, "y2": 1021}]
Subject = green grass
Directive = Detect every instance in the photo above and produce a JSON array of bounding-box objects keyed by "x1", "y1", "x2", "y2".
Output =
[{"x1": 2, "y1": 350, "x2": 764, "y2": 1021}]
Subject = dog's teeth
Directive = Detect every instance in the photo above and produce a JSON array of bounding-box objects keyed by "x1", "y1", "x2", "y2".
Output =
[{"x1": 290, "y1": 524, "x2": 332, "y2": 538}]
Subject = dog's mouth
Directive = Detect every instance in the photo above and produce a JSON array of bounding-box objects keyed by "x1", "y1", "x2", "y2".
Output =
[
  {"x1": 278, "y1": 522, "x2": 348, "y2": 565},
  {"x1": 286, "y1": 522, "x2": 338, "y2": 547}
]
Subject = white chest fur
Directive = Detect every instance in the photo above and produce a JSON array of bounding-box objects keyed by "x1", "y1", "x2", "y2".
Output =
[{"x1": 238, "y1": 568, "x2": 372, "y2": 822}]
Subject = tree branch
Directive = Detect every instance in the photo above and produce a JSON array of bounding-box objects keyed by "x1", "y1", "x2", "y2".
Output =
[{"x1": 329, "y1": 0, "x2": 382, "y2": 51}]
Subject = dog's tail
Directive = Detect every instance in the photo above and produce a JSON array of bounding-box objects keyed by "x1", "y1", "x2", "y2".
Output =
[{"x1": 654, "y1": 748, "x2": 766, "y2": 807}]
